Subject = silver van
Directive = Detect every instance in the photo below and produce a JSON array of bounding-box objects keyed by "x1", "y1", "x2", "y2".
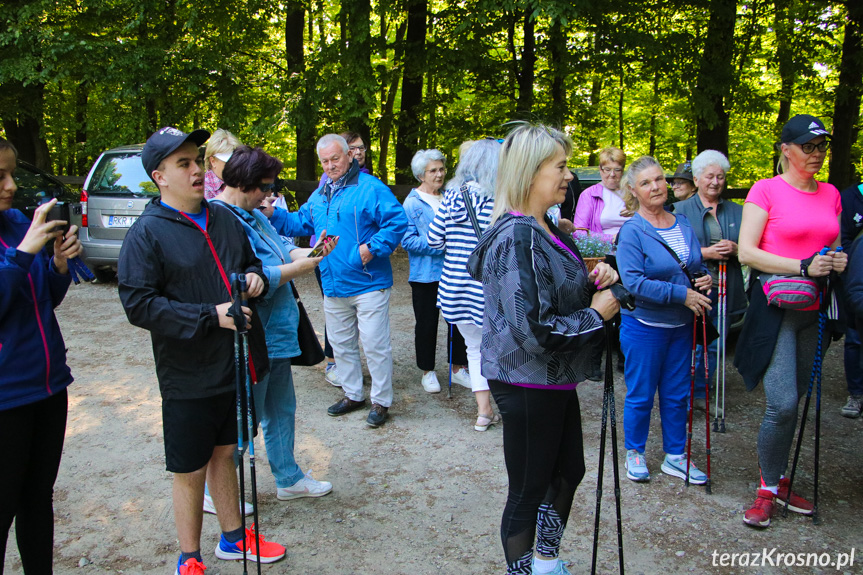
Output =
[{"x1": 79, "y1": 144, "x2": 154, "y2": 282}]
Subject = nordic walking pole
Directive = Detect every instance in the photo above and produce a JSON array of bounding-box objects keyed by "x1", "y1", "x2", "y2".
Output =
[
  {"x1": 685, "y1": 319, "x2": 697, "y2": 487},
  {"x1": 230, "y1": 274, "x2": 250, "y2": 574},
  {"x1": 813, "y1": 308, "x2": 824, "y2": 525},
  {"x1": 591, "y1": 320, "x2": 624, "y2": 575},
  {"x1": 237, "y1": 274, "x2": 263, "y2": 574},
  {"x1": 701, "y1": 317, "x2": 712, "y2": 494},
  {"x1": 713, "y1": 262, "x2": 727, "y2": 433},
  {"x1": 607, "y1": 322, "x2": 625, "y2": 574}
]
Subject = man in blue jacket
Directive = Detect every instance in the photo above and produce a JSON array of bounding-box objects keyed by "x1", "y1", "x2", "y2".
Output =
[{"x1": 269, "y1": 133, "x2": 408, "y2": 427}]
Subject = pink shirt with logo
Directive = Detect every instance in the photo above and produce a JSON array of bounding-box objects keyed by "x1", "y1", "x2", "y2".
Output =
[{"x1": 745, "y1": 175, "x2": 841, "y2": 259}]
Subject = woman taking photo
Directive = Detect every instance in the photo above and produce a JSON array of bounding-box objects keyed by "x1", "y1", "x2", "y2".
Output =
[
  {"x1": 736, "y1": 114, "x2": 846, "y2": 528},
  {"x1": 401, "y1": 149, "x2": 469, "y2": 393},
  {"x1": 672, "y1": 150, "x2": 745, "y2": 406},
  {"x1": 428, "y1": 139, "x2": 501, "y2": 431},
  {"x1": 572, "y1": 146, "x2": 628, "y2": 240},
  {"x1": 212, "y1": 146, "x2": 336, "y2": 502},
  {"x1": 616, "y1": 156, "x2": 712, "y2": 485},
  {"x1": 0, "y1": 138, "x2": 82, "y2": 572},
  {"x1": 468, "y1": 124, "x2": 619, "y2": 575}
]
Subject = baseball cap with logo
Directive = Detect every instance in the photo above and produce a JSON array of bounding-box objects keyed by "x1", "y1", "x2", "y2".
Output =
[
  {"x1": 142, "y1": 126, "x2": 210, "y2": 181},
  {"x1": 780, "y1": 114, "x2": 830, "y2": 145}
]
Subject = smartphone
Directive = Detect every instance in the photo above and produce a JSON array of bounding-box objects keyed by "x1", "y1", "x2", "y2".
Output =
[{"x1": 307, "y1": 234, "x2": 329, "y2": 258}]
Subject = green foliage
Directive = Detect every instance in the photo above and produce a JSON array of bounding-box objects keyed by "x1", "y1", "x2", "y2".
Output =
[{"x1": 0, "y1": 0, "x2": 859, "y2": 187}]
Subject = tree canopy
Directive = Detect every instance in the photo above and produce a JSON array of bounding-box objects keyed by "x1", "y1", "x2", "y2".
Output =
[{"x1": 1, "y1": 0, "x2": 861, "y2": 190}]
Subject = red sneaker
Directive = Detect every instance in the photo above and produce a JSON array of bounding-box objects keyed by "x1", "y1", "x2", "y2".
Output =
[
  {"x1": 176, "y1": 557, "x2": 207, "y2": 575},
  {"x1": 777, "y1": 477, "x2": 814, "y2": 515},
  {"x1": 743, "y1": 489, "x2": 775, "y2": 528},
  {"x1": 214, "y1": 524, "x2": 286, "y2": 564}
]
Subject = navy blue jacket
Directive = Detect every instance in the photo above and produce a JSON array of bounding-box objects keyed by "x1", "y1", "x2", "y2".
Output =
[{"x1": 0, "y1": 209, "x2": 73, "y2": 410}]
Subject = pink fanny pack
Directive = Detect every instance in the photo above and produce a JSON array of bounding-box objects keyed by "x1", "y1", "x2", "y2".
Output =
[{"x1": 760, "y1": 274, "x2": 821, "y2": 309}]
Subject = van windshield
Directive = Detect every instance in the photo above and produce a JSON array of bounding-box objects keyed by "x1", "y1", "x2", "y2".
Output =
[{"x1": 88, "y1": 153, "x2": 159, "y2": 197}]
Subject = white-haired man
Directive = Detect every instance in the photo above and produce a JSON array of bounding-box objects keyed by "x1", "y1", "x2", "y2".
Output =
[{"x1": 267, "y1": 134, "x2": 407, "y2": 427}]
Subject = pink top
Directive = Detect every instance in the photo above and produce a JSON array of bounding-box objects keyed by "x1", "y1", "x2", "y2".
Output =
[{"x1": 745, "y1": 176, "x2": 841, "y2": 259}]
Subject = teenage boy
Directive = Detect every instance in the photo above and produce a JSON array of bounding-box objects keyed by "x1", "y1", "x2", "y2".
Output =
[{"x1": 118, "y1": 127, "x2": 285, "y2": 574}]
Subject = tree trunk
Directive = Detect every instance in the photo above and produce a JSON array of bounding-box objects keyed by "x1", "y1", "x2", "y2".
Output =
[
  {"x1": 772, "y1": 0, "x2": 796, "y2": 174},
  {"x1": 548, "y1": 18, "x2": 567, "y2": 128},
  {"x1": 694, "y1": 0, "x2": 736, "y2": 156},
  {"x1": 649, "y1": 74, "x2": 660, "y2": 156},
  {"x1": 618, "y1": 68, "x2": 625, "y2": 150},
  {"x1": 2, "y1": 80, "x2": 51, "y2": 170},
  {"x1": 342, "y1": 0, "x2": 374, "y2": 154},
  {"x1": 395, "y1": 0, "x2": 427, "y2": 184},
  {"x1": 515, "y1": 10, "x2": 535, "y2": 117},
  {"x1": 286, "y1": 1, "x2": 317, "y2": 180},
  {"x1": 378, "y1": 21, "x2": 407, "y2": 182},
  {"x1": 586, "y1": 76, "x2": 602, "y2": 165},
  {"x1": 828, "y1": 0, "x2": 863, "y2": 190}
]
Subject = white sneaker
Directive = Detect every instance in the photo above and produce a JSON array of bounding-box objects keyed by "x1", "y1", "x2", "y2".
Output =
[
  {"x1": 450, "y1": 368, "x2": 471, "y2": 389},
  {"x1": 203, "y1": 493, "x2": 254, "y2": 516},
  {"x1": 421, "y1": 371, "x2": 441, "y2": 393},
  {"x1": 277, "y1": 471, "x2": 333, "y2": 501},
  {"x1": 325, "y1": 364, "x2": 342, "y2": 387}
]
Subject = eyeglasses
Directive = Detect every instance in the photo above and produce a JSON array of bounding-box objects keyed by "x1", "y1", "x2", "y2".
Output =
[
  {"x1": 258, "y1": 182, "x2": 275, "y2": 194},
  {"x1": 425, "y1": 167, "x2": 446, "y2": 175},
  {"x1": 798, "y1": 141, "x2": 830, "y2": 154},
  {"x1": 600, "y1": 167, "x2": 623, "y2": 175},
  {"x1": 350, "y1": 145, "x2": 367, "y2": 152},
  {"x1": 670, "y1": 180, "x2": 691, "y2": 187}
]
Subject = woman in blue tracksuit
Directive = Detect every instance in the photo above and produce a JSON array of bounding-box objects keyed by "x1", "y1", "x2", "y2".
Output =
[
  {"x1": 213, "y1": 146, "x2": 336, "y2": 501},
  {"x1": 616, "y1": 156, "x2": 713, "y2": 485},
  {"x1": 0, "y1": 138, "x2": 82, "y2": 572},
  {"x1": 401, "y1": 149, "x2": 468, "y2": 394}
]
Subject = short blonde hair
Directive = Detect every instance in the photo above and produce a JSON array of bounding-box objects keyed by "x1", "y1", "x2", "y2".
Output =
[
  {"x1": 598, "y1": 146, "x2": 626, "y2": 168},
  {"x1": 204, "y1": 129, "x2": 242, "y2": 170},
  {"x1": 621, "y1": 156, "x2": 664, "y2": 214},
  {"x1": 493, "y1": 123, "x2": 572, "y2": 222}
]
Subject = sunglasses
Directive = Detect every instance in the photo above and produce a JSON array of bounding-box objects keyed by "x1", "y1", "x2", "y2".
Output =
[
  {"x1": 798, "y1": 141, "x2": 830, "y2": 154},
  {"x1": 258, "y1": 182, "x2": 275, "y2": 194}
]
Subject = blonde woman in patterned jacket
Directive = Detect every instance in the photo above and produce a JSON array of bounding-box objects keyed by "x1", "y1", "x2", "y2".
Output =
[{"x1": 468, "y1": 124, "x2": 619, "y2": 575}]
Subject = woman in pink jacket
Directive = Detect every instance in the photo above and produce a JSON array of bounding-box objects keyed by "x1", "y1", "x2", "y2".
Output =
[{"x1": 573, "y1": 147, "x2": 629, "y2": 241}]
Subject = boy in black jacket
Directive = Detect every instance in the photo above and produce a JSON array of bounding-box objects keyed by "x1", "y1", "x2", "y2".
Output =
[{"x1": 118, "y1": 127, "x2": 284, "y2": 573}]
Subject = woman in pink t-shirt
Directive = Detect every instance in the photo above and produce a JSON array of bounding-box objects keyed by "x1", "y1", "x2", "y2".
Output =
[{"x1": 737, "y1": 114, "x2": 847, "y2": 529}]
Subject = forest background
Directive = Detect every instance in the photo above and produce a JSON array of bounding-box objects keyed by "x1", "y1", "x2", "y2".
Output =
[{"x1": 1, "y1": 0, "x2": 862, "y2": 191}]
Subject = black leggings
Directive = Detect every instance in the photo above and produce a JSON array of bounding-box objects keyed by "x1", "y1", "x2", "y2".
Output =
[
  {"x1": 489, "y1": 380, "x2": 586, "y2": 572},
  {"x1": 409, "y1": 281, "x2": 467, "y2": 371},
  {"x1": 0, "y1": 389, "x2": 68, "y2": 574}
]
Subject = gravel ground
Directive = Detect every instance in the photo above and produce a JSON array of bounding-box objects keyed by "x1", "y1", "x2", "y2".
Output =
[{"x1": 4, "y1": 251, "x2": 862, "y2": 574}]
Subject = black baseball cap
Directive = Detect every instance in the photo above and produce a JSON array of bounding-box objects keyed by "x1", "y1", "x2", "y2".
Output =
[
  {"x1": 780, "y1": 114, "x2": 830, "y2": 145},
  {"x1": 142, "y1": 126, "x2": 210, "y2": 181}
]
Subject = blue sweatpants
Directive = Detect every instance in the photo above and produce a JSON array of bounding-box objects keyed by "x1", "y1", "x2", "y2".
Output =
[{"x1": 620, "y1": 315, "x2": 692, "y2": 455}]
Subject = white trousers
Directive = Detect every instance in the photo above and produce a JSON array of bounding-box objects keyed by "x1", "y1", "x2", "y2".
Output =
[
  {"x1": 455, "y1": 322, "x2": 489, "y2": 392},
  {"x1": 324, "y1": 288, "x2": 394, "y2": 407}
]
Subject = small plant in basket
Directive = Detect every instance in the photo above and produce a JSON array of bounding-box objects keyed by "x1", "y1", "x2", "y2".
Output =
[{"x1": 572, "y1": 232, "x2": 615, "y2": 259}]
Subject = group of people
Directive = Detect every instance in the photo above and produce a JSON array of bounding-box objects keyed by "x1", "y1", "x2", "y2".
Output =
[{"x1": 2, "y1": 110, "x2": 862, "y2": 575}]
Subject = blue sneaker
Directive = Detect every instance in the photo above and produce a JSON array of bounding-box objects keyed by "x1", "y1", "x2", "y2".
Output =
[
  {"x1": 661, "y1": 454, "x2": 707, "y2": 485},
  {"x1": 532, "y1": 557, "x2": 572, "y2": 574},
  {"x1": 625, "y1": 449, "x2": 650, "y2": 482},
  {"x1": 214, "y1": 525, "x2": 286, "y2": 564}
]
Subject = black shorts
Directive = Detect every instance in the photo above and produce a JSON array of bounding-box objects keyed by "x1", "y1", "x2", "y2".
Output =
[{"x1": 162, "y1": 390, "x2": 256, "y2": 473}]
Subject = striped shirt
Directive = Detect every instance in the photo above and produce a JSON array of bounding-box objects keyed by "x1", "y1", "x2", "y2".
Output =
[
  {"x1": 656, "y1": 222, "x2": 689, "y2": 262},
  {"x1": 427, "y1": 182, "x2": 494, "y2": 326}
]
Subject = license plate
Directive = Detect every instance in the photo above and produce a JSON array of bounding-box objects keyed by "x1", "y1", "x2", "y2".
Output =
[{"x1": 107, "y1": 215, "x2": 138, "y2": 228}]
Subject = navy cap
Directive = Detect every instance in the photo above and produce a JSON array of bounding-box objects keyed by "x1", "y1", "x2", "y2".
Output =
[
  {"x1": 142, "y1": 126, "x2": 210, "y2": 181},
  {"x1": 781, "y1": 114, "x2": 830, "y2": 145}
]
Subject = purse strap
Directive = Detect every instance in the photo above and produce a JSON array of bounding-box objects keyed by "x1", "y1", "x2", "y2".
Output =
[
  {"x1": 460, "y1": 185, "x2": 483, "y2": 238},
  {"x1": 655, "y1": 237, "x2": 698, "y2": 288}
]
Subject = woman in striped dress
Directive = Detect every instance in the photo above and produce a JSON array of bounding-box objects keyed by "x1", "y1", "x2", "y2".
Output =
[
  {"x1": 615, "y1": 156, "x2": 713, "y2": 484},
  {"x1": 428, "y1": 138, "x2": 501, "y2": 431}
]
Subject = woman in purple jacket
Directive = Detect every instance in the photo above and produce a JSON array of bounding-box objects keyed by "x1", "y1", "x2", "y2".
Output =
[
  {"x1": 0, "y1": 138, "x2": 82, "y2": 572},
  {"x1": 572, "y1": 147, "x2": 629, "y2": 240}
]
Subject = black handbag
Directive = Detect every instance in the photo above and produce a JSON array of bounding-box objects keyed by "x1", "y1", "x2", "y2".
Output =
[{"x1": 290, "y1": 281, "x2": 325, "y2": 366}]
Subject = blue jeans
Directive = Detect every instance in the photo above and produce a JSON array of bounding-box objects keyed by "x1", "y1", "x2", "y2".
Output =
[
  {"x1": 620, "y1": 316, "x2": 692, "y2": 455},
  {"x1": 254, "y1": 358, "x2": 304, "y2": 488},
  {"x1": 845, "y1": 327, "x2": 863, "y2": 396}
]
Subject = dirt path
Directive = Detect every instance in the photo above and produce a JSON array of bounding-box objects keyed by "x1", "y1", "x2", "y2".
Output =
[{"x1": 5, "y1": 251, "x2": 862, "y2": 574}]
